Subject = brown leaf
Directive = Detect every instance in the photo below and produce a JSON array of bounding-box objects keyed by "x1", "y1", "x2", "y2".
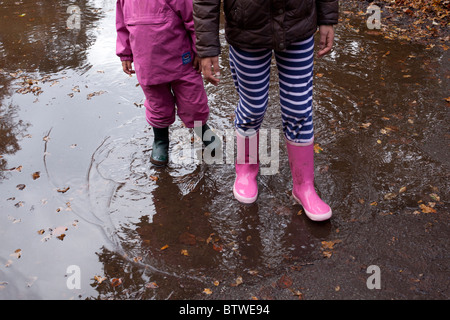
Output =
[
  {"x1": 111, "y1": 278, "x2": 122, "y2": 287},
  {"x1": 57, "y1": 187, "x2": 70, "y2": 193},
  {"x1": 277, "y1": 274, "x2": 293, "y2": 288},
  {"x1": 419, "y1": 203, "x2": 436, "y2": 213},
  {"x1": 212, "y1": 243, "x2": 223, "y2": 252},
  {"x1": 146, "y1": 282, "x2": 159, "y2": 289}
]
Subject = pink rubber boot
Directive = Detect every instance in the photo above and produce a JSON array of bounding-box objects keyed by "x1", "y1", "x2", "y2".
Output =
[
  {"x1": 286, "y1": 140, "x2": 332, "y2": 221},
  {"x1": 233, "y1": 130, "x2": 259, "y2": 204}
]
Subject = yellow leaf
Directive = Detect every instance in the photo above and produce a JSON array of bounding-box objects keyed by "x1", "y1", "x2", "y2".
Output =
[
  {"x1": 314, "y1": 143, "x2": 323, "y2": 153},
  {"x1": 94, "y1": 275, "x2": 106, "y2": 284},
  {"x1": 203, "y1": 288, "x2": 212, "y2": 294},
  {"x1": 160, "y1": 244, "x2": 169, "y2": 251},
  {"x1": 419, "y1": 204, "x2": 436, "y2": 213},
  {"x1": 180, "y1": 249, "x2": 189, "y2": 256}
]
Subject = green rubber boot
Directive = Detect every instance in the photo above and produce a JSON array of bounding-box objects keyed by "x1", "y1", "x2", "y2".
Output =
[{"x1": 150, "y1": 127, "x2": 169, "y2": 166}]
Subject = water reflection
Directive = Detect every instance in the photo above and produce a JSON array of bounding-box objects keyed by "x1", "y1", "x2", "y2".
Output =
[
  {"x1": 0, "y1": 102, "x2": 30, "y2": 180},
  {"x1": 0, "y1": 0, "x2": 102, "y2": 73},
  {"x1": 0, "y1": 0, "x2": 448, "y2": 300}
]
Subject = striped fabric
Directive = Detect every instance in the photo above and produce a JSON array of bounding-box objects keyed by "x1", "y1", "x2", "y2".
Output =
[{"x1": 229, "y1": 35, "x2": 315, "y2": 145}]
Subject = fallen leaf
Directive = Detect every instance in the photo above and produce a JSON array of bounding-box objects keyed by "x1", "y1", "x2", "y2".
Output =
[
  {"x1": 384, "y1": 192, "x2": 397, "y2": 200},
  {"x1": 212, "y1": 243, "x2": 223, "y2": 252},
  {"x1": 32, "y1": 172, "x2": 40, "y2": 180},
  {"x1": 429, "y1": 193, "x2": 440, "y2": 201},
  {"x1": 52, "y1": 226, "x2": 68, "y2": 241},
  {"x1": 146, "y1": 282, "x2": 159, "y2": 289},
  {"x1": 160, "y1": 244, "x2": 169, "y2": 251},
  {"x1": 180, "y1": 249, "x2": 189, "y2": 256},
  {"x1": 94, "y1": 275, "x2": 107, "y2": 284},
  {"x1": 419, "y1": 204, "x2": 436, "y2": 213},
  {"x1": 277, "y1": 274, "x2": 293, "y2": 288},
  {"x1": 321, "y1": 239, "x2": 342, "y2": 250},
  {"x1": 11, "y1": 249, "x2": 22, "y2": 259},
  {"x1": 314, "y1": 143, "x2": 323, "y2": 153},
  {"x1": 203, "y1": 288, "x2": 213, "y2": 294},
  {"x1": 111, "y1": 278, "x2": 122, "y2": 287},
  {"x1": 231, "y1": 276, "x2": 243, "y2": 287},
  {"x1": 57, "y1": 187, "x2": 70, "y2": 193}
]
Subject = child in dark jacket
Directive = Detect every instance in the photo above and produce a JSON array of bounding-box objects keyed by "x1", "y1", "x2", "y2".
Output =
[{"x1": 193, "y1": 0, "x2": 339, "y2": 221}]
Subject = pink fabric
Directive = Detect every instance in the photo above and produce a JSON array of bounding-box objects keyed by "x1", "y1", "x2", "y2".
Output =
[
  {"x1": 116, "y1": 0, "x2": 198, "y2": 86},
  {"x1": 286, "y1": 141, "x2": 332, "y2": 221},
  {"x1": 142, "y1": 69, "x2": 209, "y2": 128}
]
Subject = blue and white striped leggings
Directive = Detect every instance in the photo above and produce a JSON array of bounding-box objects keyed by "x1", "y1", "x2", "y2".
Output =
[{"x1": 229, "y1": 35, "x2": 315, "y2": 145}]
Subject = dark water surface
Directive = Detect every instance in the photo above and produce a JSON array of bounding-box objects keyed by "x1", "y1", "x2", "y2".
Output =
[{"x1": 0, "y1": 1, "x2": 448, "y2": 299}]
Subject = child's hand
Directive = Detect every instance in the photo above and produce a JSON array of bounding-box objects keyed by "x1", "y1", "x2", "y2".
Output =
[
  {"x1": 200, "y1": 56, "x2": 220, "y2": 86},
  {"x1": 122, "y1": 60, "x2": 135, "y2": 75},
  {"x1": 193, "y1": 56, "x2": 202, "y2": 73},
  {"x1": 317, "y1": 25, "x2": 335, "y2": 58}
]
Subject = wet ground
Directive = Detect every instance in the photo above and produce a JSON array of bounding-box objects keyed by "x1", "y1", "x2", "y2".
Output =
[{"x1": 0, "y1": 1, "x2": 448, "y2": 300}]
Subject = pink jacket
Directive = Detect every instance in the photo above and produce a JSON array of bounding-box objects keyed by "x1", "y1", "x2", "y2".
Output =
[{"x1": 116, "y1": 0, "x2": 197, "y2": 86}]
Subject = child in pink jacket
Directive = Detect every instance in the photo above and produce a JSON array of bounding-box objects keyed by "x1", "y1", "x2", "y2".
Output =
[{"x1": 116, "y1": 0, "x2": 218, "y2": 166}]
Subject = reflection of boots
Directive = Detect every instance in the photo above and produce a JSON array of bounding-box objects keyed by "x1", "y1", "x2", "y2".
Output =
[
  {"x1": 286, "y1": 140, "x2": 332, "y2": 221},
  {"x1": 150, "y1": 127, "x2": 169, "y2": 166},
  {"x1": 233, "y1": 130, "x2": 259, "y2": 203}
]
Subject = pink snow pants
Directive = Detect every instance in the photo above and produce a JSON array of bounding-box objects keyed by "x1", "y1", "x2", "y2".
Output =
[{"x1": 142, "y1": 69, "x2": 209, "y2": 129}]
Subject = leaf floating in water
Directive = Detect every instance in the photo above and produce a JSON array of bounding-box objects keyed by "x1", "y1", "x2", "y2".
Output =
[
  {"x1": 87, "y1": 90, "x2": 106, "y2": 100},
  {"x1": 11, "y1": 249, "x2": 22, "y2": 259},
  {"x1": 94, "y1": 275, "x2": 107, "y2": 284},
  {"x1": 57, "y1": 187, "x2": 70, "y2": 193},
  {"x1": 32, "y1": 172, "x2": 40, "y2": 180}
]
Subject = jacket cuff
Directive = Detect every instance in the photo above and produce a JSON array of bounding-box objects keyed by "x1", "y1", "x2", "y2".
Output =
[{"x1": 120, "y1": 56, "x2": 133, "y2": 62}]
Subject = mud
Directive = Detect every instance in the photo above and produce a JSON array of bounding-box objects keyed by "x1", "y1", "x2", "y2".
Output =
[{"x1": 0, "y1": 1, "x2": 448, "y2": 300}]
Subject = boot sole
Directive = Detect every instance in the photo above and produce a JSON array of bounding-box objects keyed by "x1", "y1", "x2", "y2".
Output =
[
  {"x1": 150, "y1": 157, "x2": 168, "y2": 167},
  {"x1": 233, "y1": 184, "x2": 258, "y2": 204},
  {"x1": 292, "y1": 192, "x2": 332, "y2": 221}
]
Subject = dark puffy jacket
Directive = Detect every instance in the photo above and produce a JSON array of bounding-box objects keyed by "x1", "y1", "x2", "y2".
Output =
[{"x1": 193, "y1": 0, "x2": 339, "y2": 57}]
